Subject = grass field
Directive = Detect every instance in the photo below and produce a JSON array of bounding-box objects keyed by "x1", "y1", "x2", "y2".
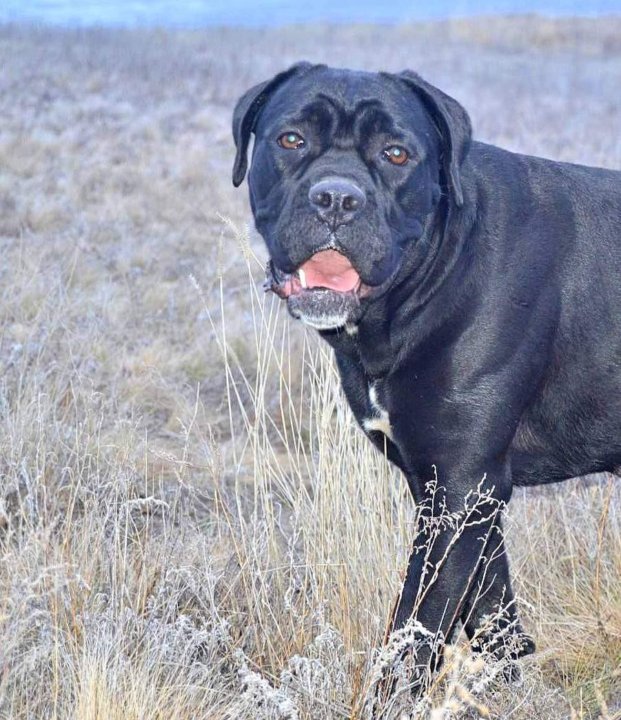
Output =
[{"x1": 0, "y1": 16, "x2": 620, "y2": 719}]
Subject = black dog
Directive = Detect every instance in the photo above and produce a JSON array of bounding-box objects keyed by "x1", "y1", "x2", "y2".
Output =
[{"x1": 232, "y1": 63, "x2": 621, "y2": 686}]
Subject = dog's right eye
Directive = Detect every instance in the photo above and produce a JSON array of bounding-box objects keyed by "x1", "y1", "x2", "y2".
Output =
[
  {"x1": 278, "y1": 132, "x2": 305, "y2": 150},
  {"x1": 383, "y1": 145, "x2": 409, "y2": 166}
]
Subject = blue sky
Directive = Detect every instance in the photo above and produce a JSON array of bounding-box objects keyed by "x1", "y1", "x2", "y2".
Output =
[{"x1": 1, "y1": 0, "x2": 620, "y2": 27}]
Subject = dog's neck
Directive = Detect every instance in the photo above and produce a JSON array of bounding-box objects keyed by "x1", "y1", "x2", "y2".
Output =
[{"x1": 319, "y1": 182, "x2": 479, "y2": 377}]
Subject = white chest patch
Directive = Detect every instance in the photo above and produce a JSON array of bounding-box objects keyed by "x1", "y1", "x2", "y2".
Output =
[{"x1": 363, "y1": 383, "x2": 394, "y2": 441}]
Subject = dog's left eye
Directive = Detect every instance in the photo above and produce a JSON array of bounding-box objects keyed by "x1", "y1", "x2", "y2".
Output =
[
  {"x1": 383, "y1": 145, "x2": 409, "y2": 166},
  {"x1": 278, "y1": 132, "x2": 305, "y2": 150}
]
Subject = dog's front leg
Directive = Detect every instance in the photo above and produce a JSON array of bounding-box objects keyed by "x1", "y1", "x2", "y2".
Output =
[
  {"x1": 370, "y1": 464, "x2": 514, "y2": 709},
  {"x1": 458, "y1": 517, "x2": 535, "y2": 674},
  {"x1": 388, "y1": 466, "x2": 512, "y2": 688}
]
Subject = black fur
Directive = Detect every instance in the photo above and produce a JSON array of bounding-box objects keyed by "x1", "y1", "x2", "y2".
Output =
[{"x1": 232, "y1": 64, "x2": 621, "y2": 687}]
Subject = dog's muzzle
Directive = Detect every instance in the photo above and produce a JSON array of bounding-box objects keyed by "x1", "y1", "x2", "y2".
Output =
[{"x1": 264, "y1": 249, "x2": 369, "y2": 329}]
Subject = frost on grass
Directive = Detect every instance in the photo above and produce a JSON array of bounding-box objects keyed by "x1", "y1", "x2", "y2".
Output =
[{"x1": 219, "y1": 618, "x2": 351, "y2": 720}]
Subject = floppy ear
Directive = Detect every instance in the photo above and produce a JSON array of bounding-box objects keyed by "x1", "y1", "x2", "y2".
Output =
[
  {"x1": 399, "y1": 71, "x2": 472, "y2": 207},
  {"x1": 232, "y1": 62, "x2": 313, "y2": 187}
]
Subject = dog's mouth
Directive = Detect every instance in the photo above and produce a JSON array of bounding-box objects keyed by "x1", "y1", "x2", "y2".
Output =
[
  {"x1": 264, "y1": 249, "x2": 372, "y2": 330},
  {"x1": 265, "y1": 249, "x2": 369, "y2": 299}
]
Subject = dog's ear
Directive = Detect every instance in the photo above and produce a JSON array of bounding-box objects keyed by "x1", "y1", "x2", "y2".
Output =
[
  {"x1": 232, "y1": 62, "x2": 313, "y2": 187},
  {"x1": 399, "y1": 71, "x2": 472, "y2": 207}
]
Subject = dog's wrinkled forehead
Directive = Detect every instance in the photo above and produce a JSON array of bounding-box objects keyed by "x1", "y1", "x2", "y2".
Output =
[
  {"x1": 255, "y1": 67, "x2": 436, "y2": 144},
  {"x1": 233, "y1": 63, "x2": 472, "y2": 205}
]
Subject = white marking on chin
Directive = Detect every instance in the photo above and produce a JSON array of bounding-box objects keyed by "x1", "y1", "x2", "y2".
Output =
[
  {"x1": 298, "y1": 312, "x2": 349, "y2": 330},
  {"x1": 345, "y1": 323, "x2": 358, "y2": 336},
  {"x1": 365, "y1": 382, "x2": 393, "y2": 440}
]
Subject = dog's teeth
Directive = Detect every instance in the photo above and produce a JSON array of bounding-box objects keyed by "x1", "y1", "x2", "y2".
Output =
[{"x1": 298, "y1": 268, "x2": 308, "y2": 288}]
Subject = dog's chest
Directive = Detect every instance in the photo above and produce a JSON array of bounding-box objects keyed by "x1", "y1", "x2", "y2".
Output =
[{"x1": 362, "y1": 381, "x2": 394, "y2": 441}]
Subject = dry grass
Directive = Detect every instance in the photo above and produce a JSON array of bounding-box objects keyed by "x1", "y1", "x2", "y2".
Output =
[{"x1": 0, "y1": 16, "x2": 619, "y2": 720}]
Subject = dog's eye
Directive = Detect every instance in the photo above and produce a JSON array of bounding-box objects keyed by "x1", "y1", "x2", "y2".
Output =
[
  {"x1": 278, "y1": 132, "x2": 305, "y2": 150},
  {"x1": 384, "y1": 145, "x2": 409, "y2": 166}
]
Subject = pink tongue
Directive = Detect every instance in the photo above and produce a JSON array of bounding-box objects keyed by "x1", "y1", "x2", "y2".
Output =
[{"x1": 300, "y1": 250, "x2": 360, "y2": 292}]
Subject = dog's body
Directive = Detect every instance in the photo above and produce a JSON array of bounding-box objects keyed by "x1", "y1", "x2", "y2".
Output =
[{"x1": 232, "y1": 63, "x2": 621, "y2": 684}]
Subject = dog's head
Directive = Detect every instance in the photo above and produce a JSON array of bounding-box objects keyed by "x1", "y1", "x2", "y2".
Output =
[{"x1": 232, "y1": 63, "x2": 471, "y2": 330}]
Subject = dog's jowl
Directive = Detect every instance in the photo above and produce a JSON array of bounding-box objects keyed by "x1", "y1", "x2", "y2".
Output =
[{"x1": 232, "y1": 63, "x2": 621, "y2": 688}]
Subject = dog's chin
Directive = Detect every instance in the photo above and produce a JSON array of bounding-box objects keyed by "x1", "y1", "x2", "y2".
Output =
[{"x1": 286, "y1": 288, "x2": 361, "y2": 330}]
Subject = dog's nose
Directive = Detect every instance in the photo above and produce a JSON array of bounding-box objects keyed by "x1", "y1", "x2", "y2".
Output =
[{"x1": 308, "y1": 178, "x2": 366, "y2": 228}]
